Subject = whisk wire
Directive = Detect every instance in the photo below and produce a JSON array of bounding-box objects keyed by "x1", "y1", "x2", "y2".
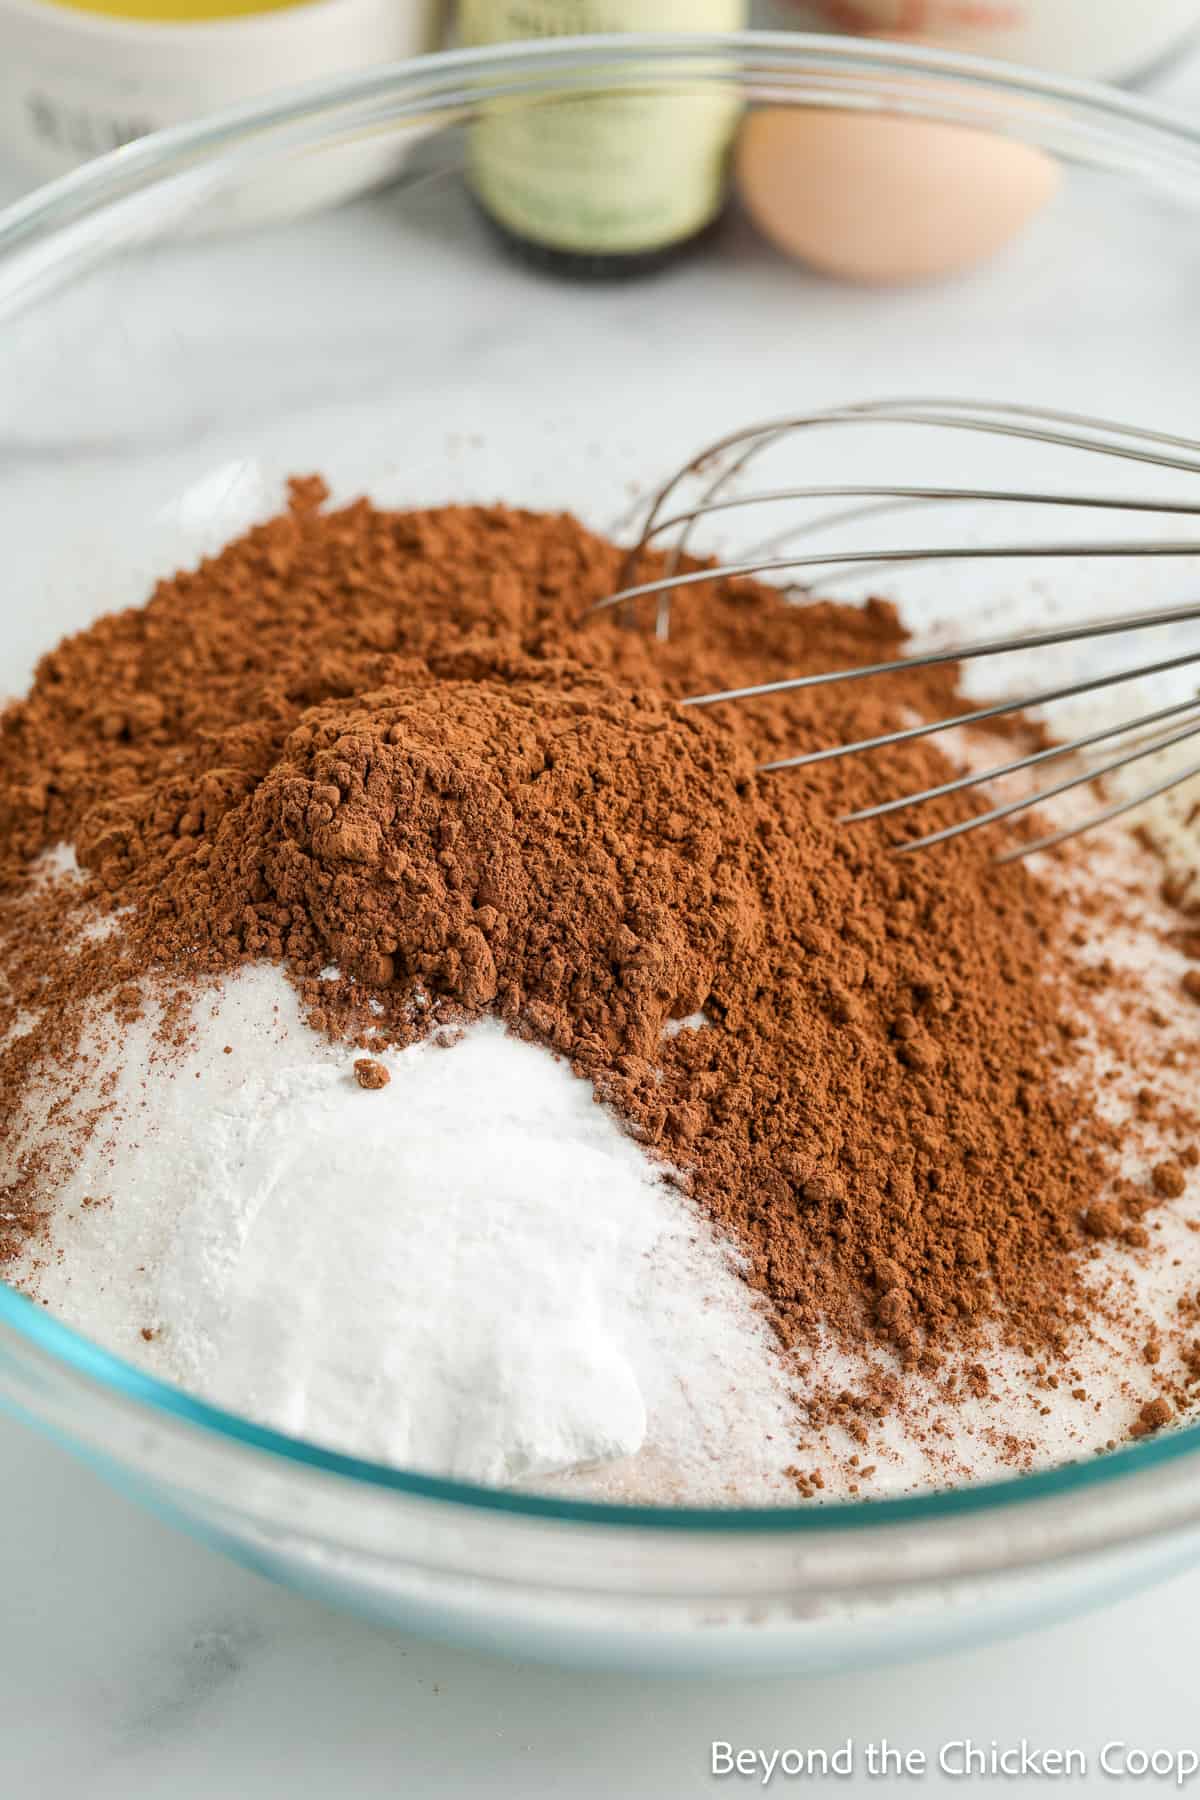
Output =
[
  {"x1": 623, "y1": 398, "x2": 1200, "y2": 635},
  {"x1": 997, "y1": 754, "x2": 1200, "y2": 864},
  {"x1": 841, "y1": 696, "x2": 1200, "y2": 825},
  {"x1": 644, "y1": 486, "x2": 1200, "y2": 549},
  {"x1": 891, "y1": 713, "x2": 1200, "y2": 856},
  {"x1": 603, "y1": 396, "x2": 1200, "y2": 860},
  {"x1": 757, "y1": 645, "x2": 1200, "y2": 774},
  {"x1": 597, "y1": 544, "x2": 1200, "y2": 622},
  {"x1": 689, "y1": 603, "x2": 1200, "y2": 714},
  {"x1": 630, "y1": 398, "x2": 1200, "y2": 566}
]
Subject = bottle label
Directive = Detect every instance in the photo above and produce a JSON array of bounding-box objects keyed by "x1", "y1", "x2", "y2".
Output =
[{"x1": 461, "y1": 2, "x2": 747, "y2": 255}]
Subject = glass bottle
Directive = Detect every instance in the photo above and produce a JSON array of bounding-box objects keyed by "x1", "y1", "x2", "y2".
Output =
[{"x1": 459, "y1": 1, "x2": 748, "y2": 278}]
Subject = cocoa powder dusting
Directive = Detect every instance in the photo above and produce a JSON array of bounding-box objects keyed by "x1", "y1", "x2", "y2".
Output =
[
  {"x1": 0, "y1": 481, "x2": 1192, "y2": 1437},
  {"x1": 354, "y1": 1058, "x2": 391, "y2": 1091}
]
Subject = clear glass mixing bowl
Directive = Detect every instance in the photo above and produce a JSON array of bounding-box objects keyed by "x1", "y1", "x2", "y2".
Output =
[{"x1": 3, "y1": 32, "x2": 1200, "y2": 1675}]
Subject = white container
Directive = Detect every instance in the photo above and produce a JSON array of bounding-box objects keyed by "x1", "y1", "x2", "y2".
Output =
[
  {"x1": 755, "y1": 1, "x2": 1200, "y2": 84},
  {"x1": 0, "y1": 0, "x2": 446, "y2": 218}
]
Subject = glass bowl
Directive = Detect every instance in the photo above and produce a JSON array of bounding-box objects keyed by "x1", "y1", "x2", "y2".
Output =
[{"x1": 4, "y1": 32, "x2": 1200, "y2": 1675}]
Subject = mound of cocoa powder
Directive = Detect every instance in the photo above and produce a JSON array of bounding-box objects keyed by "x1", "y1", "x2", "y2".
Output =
[{"x1": 0, "y1": 480, "x2": 1173, "y2": 1375}]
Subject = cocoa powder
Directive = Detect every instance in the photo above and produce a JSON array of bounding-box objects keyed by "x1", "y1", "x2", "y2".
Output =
[{"x1": 0, "y1": 481, "x2": 1177, "y2": 1381}]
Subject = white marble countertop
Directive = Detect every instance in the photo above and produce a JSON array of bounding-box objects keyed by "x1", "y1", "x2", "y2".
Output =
[{"x1": 5, "y1": 38, "x2": 1200, "y2": 1797}]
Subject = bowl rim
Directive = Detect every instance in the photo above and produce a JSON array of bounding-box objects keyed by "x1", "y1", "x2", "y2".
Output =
[
  {"x1": 4, "y1": 28, "x2": 1200, "y2": 1537},
  {"x1": 6, "y1": 1279, "x2": 1200, "y2": 1534},
  {"x1": 3, "y1": 27, "x2": 1200, "y2": 264}
]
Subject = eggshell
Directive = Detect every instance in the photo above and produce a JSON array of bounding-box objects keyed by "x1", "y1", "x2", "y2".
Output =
[{"x1": 736, "y1": 109, "x2": 1061, "y2": 284}]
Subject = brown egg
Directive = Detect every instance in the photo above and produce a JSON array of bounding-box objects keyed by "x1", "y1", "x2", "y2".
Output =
[{"x1": 736, "y1": 108, "x2": 1061, "y2": 284}]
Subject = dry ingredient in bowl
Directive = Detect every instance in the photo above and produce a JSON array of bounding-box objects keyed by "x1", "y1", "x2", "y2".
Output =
[{"x1": 3, "y1": 482, "x2": 1199, "y2": 1499}]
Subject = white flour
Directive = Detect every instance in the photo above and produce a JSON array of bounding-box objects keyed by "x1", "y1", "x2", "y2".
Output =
[{"x1": 13, "y1": 955, "x2": 802, "y2": 1500}]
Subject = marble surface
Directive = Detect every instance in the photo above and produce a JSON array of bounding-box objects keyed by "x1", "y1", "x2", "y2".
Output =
[{"x1": 5, "y1": 38, "x2": 1200, "y2": 1797}]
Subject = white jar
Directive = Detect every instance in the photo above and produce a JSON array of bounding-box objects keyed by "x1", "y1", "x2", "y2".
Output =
[
  {"x1": 0, "y1": 0, "x2": 446, "y2": 219},
  {"x1": 754, "y1": 0, "x2": 1200, "y2": 84}
]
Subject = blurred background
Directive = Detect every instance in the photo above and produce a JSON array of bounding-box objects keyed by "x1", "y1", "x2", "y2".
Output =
[{"x1": 3, "y1": 0, "x2": 1200, "y2": 258}]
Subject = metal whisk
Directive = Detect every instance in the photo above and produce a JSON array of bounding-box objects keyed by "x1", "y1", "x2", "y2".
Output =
[{"x1": 593, "y1": 399, "x2": 1200, "y2": 862}]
